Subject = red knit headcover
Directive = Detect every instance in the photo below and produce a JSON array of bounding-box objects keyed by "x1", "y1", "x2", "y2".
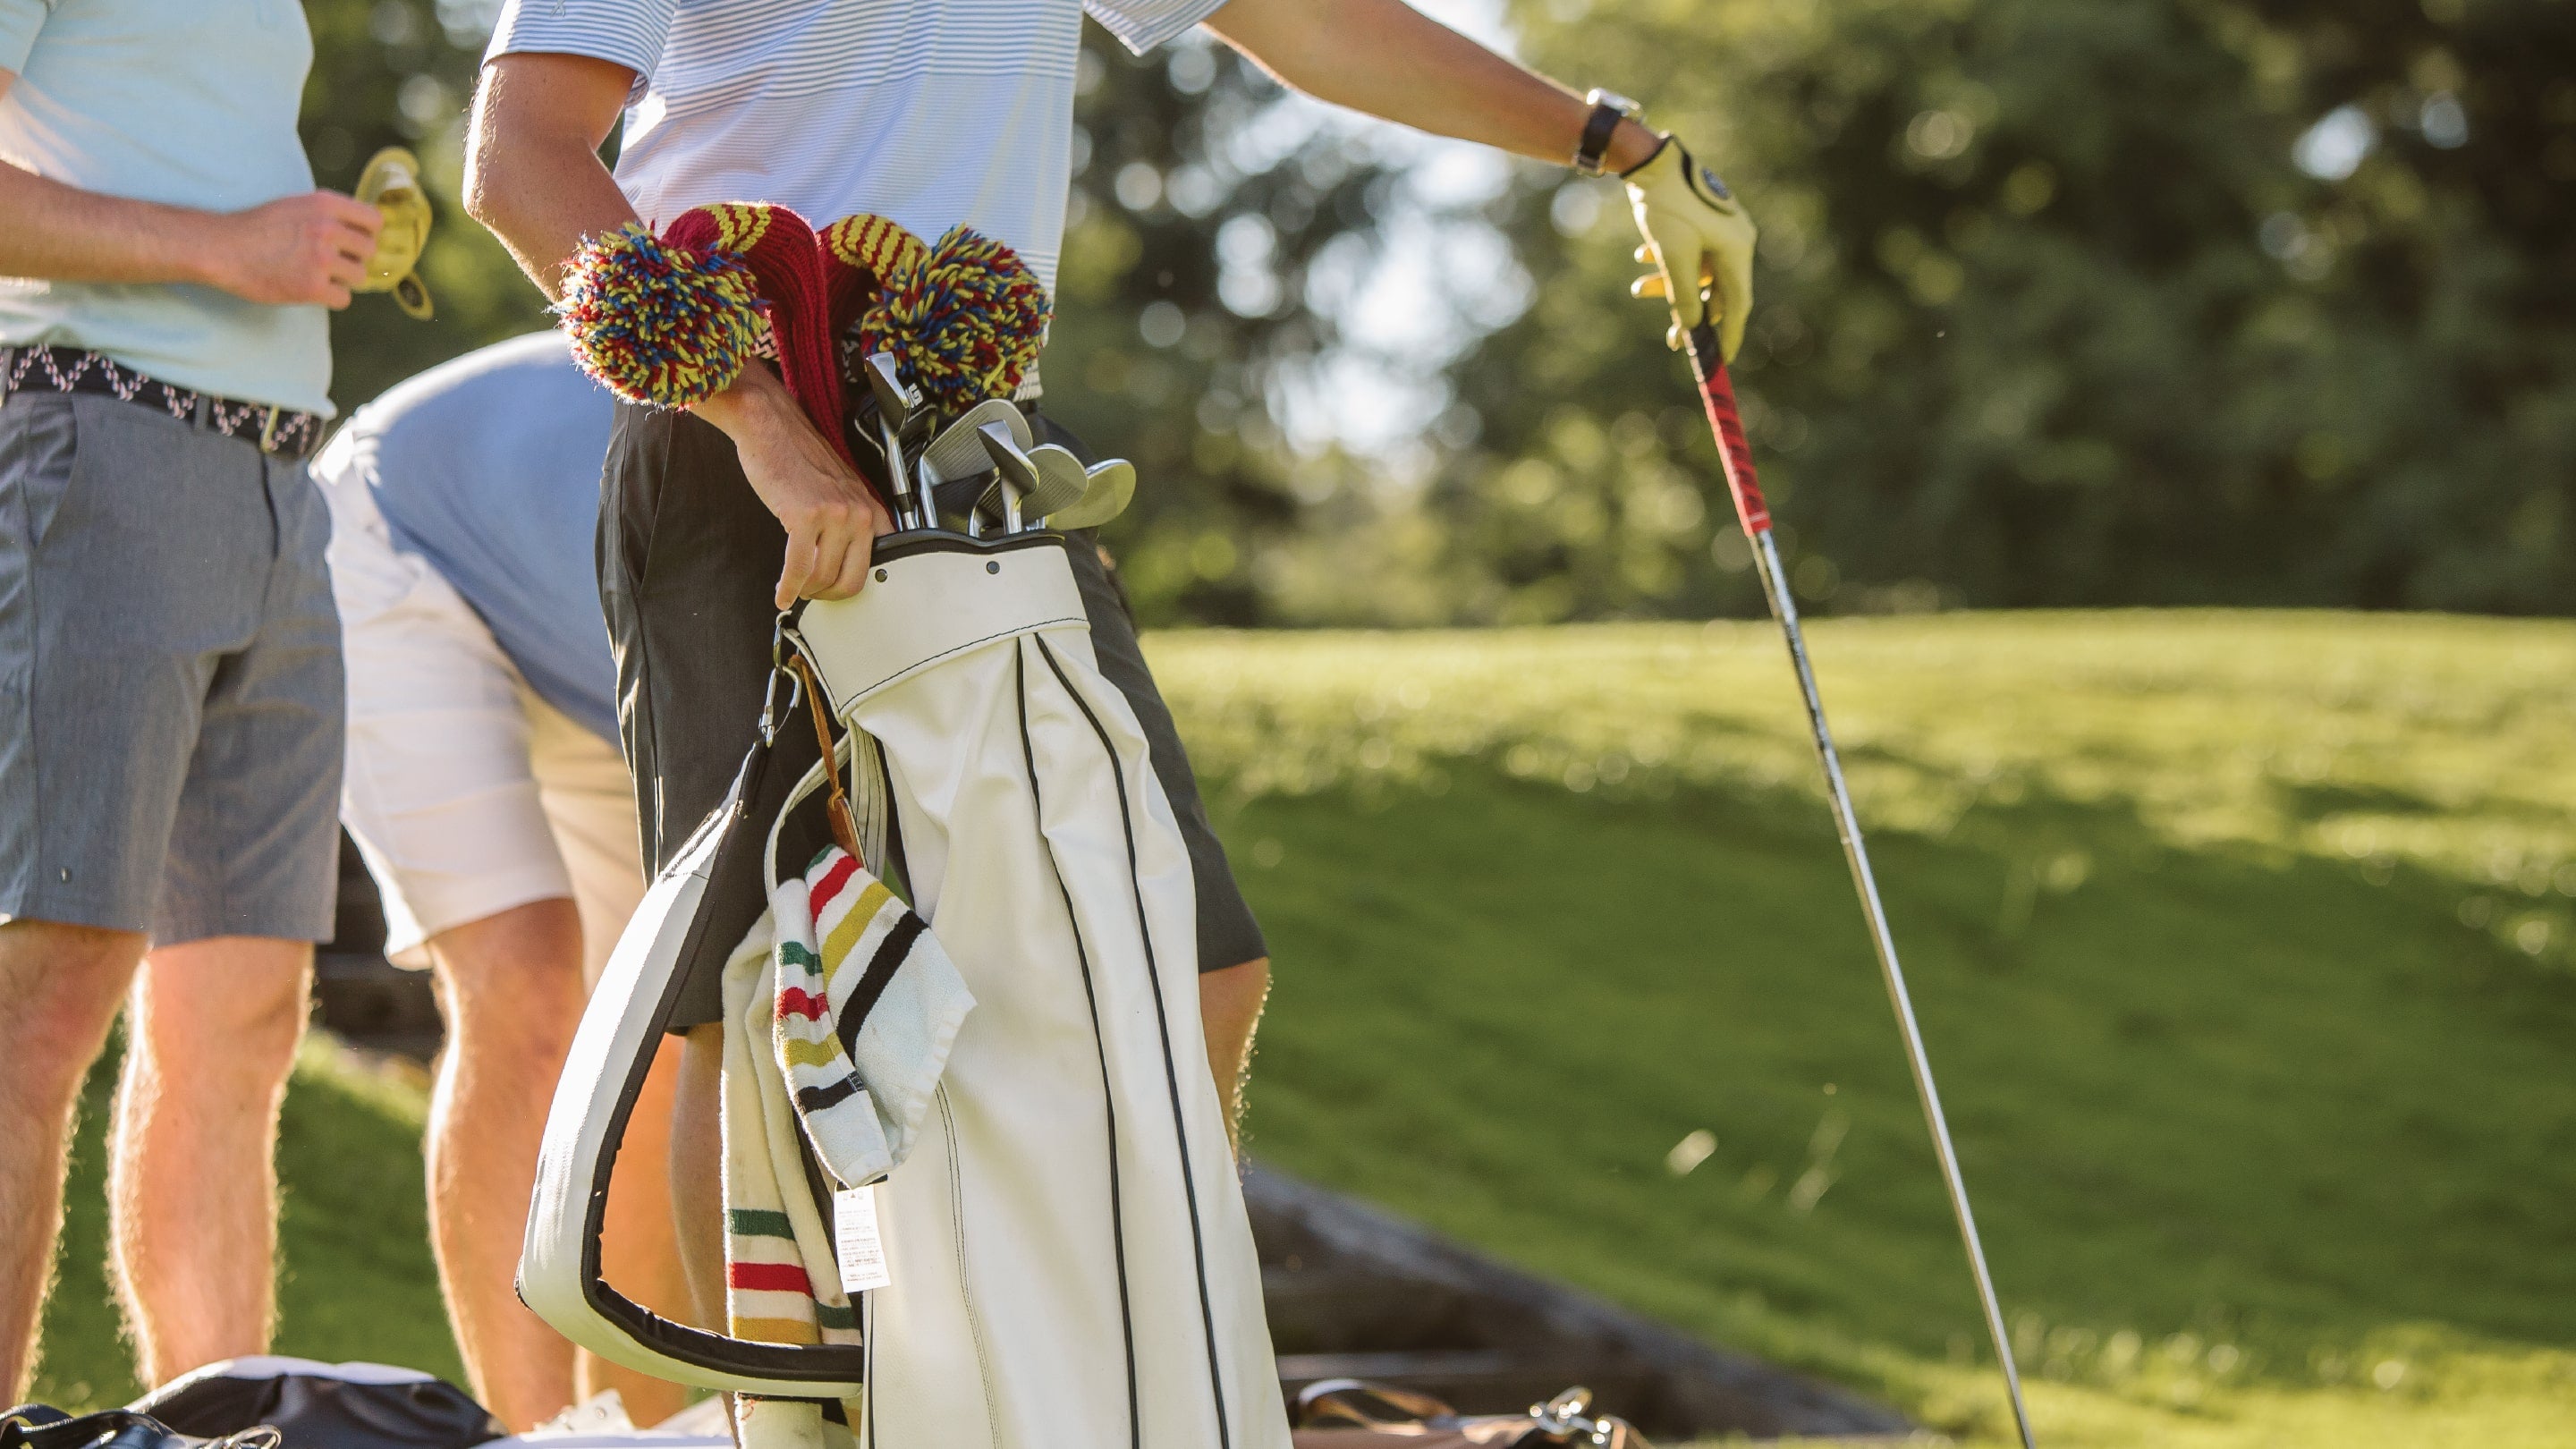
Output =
[{"x1": 660, "y1": 204, "x2": 853, "y2": 471}]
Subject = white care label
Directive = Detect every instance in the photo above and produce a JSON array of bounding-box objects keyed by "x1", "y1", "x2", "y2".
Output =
[{"x1": 833, "y1": 1184, "x2": 892, "y2": 1293}]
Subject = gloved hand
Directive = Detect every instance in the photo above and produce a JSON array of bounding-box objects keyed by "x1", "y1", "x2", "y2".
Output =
[
  {"x1": 355, "y1": 146, "x2": 436, "y2": 320},
  {"x1": 1622, "y1": 136, "x2": 1754, "y2": 360}
]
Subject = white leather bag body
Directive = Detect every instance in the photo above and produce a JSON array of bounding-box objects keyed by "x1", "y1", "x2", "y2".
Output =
[
  {"x1": 792, "y1": 533, "x2": 1289, "y2": 1449},
  {"x1": 520, "y1": 531, "x2": 1288, "y2": 1446}
]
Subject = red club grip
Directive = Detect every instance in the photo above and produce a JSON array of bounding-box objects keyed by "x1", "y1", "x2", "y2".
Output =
[{"x1": 1684, "y1": 323, "x2": 1770, "y2": 536}]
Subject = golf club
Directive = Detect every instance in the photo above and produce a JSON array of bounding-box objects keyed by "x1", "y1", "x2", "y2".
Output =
[
  {"x1": 977, "y1": 419, "x2": 1040, "y2": 533},
  {"x1": 1017, "y1": 443, "x2": 1092, "y2": 522},
  {"x1": 916, "y1": 398, "x2": 1035, "y2": 533},
  {"x1": 1679, "y1": 318, "x2": 2040, "y2": 1449},
  {"x1": 863, "y1": 352, "x2": 927, "y2": 530},
  {"x1": 1046, "y1": 457, "x2": 1136, "y2": 531},
  {"x1": 919, "y1": 398, "x2": 1033, "y2": 484}
]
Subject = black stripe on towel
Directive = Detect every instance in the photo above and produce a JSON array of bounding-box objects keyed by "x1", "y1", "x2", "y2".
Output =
[
  {"x1": 795, "y1": 1075, "x2": 867, "y2": 1114},
  {"x1": 835, "y1": 912, "x2": 928, "y2": 1061}
]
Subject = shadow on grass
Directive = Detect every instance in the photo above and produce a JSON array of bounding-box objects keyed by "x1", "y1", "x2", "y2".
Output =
[{"x1": 1214, "y1": 757, "x2": 2576, "y2": 1410}]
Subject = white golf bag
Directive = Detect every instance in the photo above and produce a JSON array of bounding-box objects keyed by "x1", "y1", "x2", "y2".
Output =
[{"x1": 520, "y1": 530, "x2": 1291, "y2": 1449}]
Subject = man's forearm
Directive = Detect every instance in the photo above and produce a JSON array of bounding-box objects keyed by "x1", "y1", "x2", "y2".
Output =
[
  {"x1": 1208, "y1": 0, "x2": 1660, "y2": 174},
  {"x1": 0, "y1": 161, "x2": 224, "y2": 288}
]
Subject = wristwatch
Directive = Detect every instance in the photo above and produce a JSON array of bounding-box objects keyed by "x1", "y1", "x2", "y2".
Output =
[{"x1": 1572, "y1": 88, "x2": 1644, "y2": 176}]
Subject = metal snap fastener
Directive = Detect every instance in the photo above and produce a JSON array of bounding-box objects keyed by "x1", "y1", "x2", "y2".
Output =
[
  {"x1": 875, "y1": 568, "x2": 888, "y2": 582},
  {"x1": 987, "y1": 561, "x2": 1000, "y2": 574}
]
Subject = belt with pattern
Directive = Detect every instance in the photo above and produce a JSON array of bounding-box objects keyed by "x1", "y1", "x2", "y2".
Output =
[{"x1": 0, "y1": 345, "x2": 326, "y2": 462}]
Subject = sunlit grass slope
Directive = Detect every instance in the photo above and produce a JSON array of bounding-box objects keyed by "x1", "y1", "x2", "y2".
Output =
[
  {"x1": 1148, "y1": 612, "x2": 2576, "y2": 1448},
  {"x1": 33, "y1": 611, "x2": 2576, "y2": 1447}
]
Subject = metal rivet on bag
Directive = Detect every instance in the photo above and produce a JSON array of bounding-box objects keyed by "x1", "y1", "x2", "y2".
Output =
[
  {"x1": 875, "y1": 568, "x2": 887, "y2": 582},
  {"x1": 987, "y1": 561, "x2": 1000, "y2": 574}
]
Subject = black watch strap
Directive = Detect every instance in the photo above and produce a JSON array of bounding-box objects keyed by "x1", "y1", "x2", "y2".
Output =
[{"x1": 1572, "y1": 100, "x2": 1626, "y2": 177}]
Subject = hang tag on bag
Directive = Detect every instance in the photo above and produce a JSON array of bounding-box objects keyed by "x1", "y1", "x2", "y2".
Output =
[{"x1": 833, "y1": 1185, "x2": 892, "y2": 1293}]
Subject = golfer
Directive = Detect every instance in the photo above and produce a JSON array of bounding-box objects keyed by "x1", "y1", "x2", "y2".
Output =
[
  {"x1": 307, "y1": 333, "x2": 693, "y2": 1431},
  {"x1": 466, "y1": 0, "x2": 1744, "y2": 1340},
  {"x1": 0, "y1": 0, "x2": 381, "y2": 1399}
]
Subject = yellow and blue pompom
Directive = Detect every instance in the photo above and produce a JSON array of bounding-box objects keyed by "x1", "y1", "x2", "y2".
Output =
[
  {"x1": 558, "y1": 223, "x2": 766, "y2": 409},
  {"x1": 850, "y1": 226, "x2": 1052, "y2": 421}
]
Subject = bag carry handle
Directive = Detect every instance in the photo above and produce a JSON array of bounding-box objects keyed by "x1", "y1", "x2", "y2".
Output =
[
  {"x1": 1291, "y1": 1381, "x2": 1643, "y2": 1449},
  {"x1": 1293, "y1": 1378, "x2": 1460, "y2": 1429}
]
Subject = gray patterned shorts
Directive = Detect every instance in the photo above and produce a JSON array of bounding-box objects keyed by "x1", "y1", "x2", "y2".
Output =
[{"x1": 0, "y1": 392, "x2": 343, "y2": 944}]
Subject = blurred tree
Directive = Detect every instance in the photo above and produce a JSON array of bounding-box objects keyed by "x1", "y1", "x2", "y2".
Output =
[
  {"x1": 1039, "y1": 32, "x2": 1405, "y2": 623},
  {"x1": 1379, "y1": 0, "x2": 2576, "y2": 620}
]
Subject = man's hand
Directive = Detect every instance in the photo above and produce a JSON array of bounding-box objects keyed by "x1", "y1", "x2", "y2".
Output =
[
  {"x1": 201, "y1": 192, "x2": 385, "y2": 309},
  {"x1": 1623, "y1": 138, "x2": 1757, "y2": 360},
  {"x1": 696, "y1": 368, "x2": 892, "y2": 609}
]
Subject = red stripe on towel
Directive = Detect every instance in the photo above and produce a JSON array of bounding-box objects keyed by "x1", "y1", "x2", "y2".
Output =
[
  {"x1": 776, "y1": 987, "x2": 828, "y2": 1021},
  {"x1": 728, "y1": 1261, "x2": 815, "y2": 1294},
  {"x1": 808, "y1": 852, "x2": 860, "y2": 914}
]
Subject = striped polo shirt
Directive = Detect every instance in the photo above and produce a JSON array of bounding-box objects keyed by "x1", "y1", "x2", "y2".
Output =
[{"x1": 486, "y1": 0, "x2": 1230, "y2": 295}]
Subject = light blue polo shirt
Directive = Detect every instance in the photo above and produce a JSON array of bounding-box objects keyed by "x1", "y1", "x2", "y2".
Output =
[
  {"x1": 0, "y1": 0, "x2": 334, "y2": 415},
  {"x1": 320, "y1": 333, "x2": 623, "y2": 743}
]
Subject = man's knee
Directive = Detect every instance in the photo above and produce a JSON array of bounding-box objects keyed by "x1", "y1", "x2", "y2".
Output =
[
  {"x1": 0, "y1": 919, "x2": 146, "y2": 1089},
  {"x1": 131, "y1": 937, "x2": 313, "y2": 1087},
  {"x1": 426, "y1": 898, "x2": 586, "y2": 1046}
]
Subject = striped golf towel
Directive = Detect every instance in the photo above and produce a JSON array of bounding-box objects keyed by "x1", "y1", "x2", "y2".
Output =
[
  {"x1": 718, "y1": 914, "x2": 862, "y2": 1449},
  {"x1": 771, "y1": 843, "x2": 973, "y2": 1190}
]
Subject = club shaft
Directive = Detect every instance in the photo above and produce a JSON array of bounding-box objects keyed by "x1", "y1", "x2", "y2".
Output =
[{"x1": 1684, "y1": 329, "x2": 2038, "y2": 1449}]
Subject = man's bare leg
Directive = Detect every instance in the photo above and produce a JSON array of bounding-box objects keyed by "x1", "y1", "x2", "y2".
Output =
[
  {"x1": 1199, "y1": 957, "x2": 1270, "y2": 1150},
  {"x1": 583, "y1": 1034, "x2": 689, "y2": 1425},
  {"x1": 0, "y1": 919, "x2": 148, "y2": 1400},
  {"x1": 420, "y1": 900, "x2": 585, "y2": 1430},
  {"x1": 111, "y1": 936, "x2": 311, "y2": 1385},
  {"x1": 669, "y1": 1025, "x2": 728, "y2": 1332}
]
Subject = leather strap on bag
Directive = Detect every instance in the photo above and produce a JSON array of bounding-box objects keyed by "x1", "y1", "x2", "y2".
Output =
[{"x1": 787, "y1": 653, "x2": 863, "y2": 864}]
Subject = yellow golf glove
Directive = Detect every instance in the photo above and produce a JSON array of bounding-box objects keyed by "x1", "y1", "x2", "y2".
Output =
[
  {"x1": 356, "y1": 147, "x2": 436, "y2": 320},
  {"x1": 1622, "y1": 137, "x2": 1754, "y2": 360}
]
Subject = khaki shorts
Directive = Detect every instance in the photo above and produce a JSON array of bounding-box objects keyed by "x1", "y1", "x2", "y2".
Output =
[{"x1": 319, "y1": 458, "x2": 641, "y2": 979}]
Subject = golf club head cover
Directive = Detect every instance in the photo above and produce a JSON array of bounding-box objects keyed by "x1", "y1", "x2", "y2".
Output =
[
  {"x1": 820, "y1": 212, "x2": 930, "y2": 336},
  {"x1": 354, "y1": 147, "x2": 436, "y2": 319},
  {"x1": 829, "y1": 220, "x2": 1051, "y2": 425},
  {"x1": 560, "y1": 203, "x2": 864, "y2": 483}
]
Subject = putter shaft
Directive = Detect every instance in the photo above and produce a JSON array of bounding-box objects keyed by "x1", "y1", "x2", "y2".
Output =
[{"x1": 1683, "y1": 326, "x2": 2039, "y2": 1449}]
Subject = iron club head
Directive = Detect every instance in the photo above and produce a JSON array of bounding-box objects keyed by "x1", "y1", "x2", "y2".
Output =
[{"x1": 1045, "y1": 458, "x2": 1136, "y2": 531}]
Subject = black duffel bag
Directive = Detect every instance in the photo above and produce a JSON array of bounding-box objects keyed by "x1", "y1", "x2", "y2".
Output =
[{"x1": 6, "y1": 1359, "x2": 499, "y2": 1449}]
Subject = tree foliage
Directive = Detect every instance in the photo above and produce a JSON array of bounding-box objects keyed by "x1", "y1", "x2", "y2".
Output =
[
  {"x1": 302, "y1": 0, "x2": 2576, "y2": 623},
  {"x1": 1407, "y1": 0, "x2": 2576, "y2": 621}
]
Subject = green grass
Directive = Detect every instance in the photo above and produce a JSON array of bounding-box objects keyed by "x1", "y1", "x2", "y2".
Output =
[
  {"x1": 33, "y1": 611, "x2": 2576, "y2": 1446},
  {"x1": 31, "y1": 1041, "x2": 462, "y2": 1409},
  {"x1": 1144, "y1": 612, "x2": 2576, "y2": 1447}
]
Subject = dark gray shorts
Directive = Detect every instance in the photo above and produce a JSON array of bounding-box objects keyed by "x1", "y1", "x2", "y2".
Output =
[
  {"x1": 0, "y1": 392, "x2": 343, "y2": 944},
  {"x1": 599, "y1": 401, "x2": 1265, "y2": 1029}
]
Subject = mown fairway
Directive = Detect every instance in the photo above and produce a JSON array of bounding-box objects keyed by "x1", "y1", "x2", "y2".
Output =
[{"x1": 35, "y1": 613, "x2": 2576, "y2": 1446}]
